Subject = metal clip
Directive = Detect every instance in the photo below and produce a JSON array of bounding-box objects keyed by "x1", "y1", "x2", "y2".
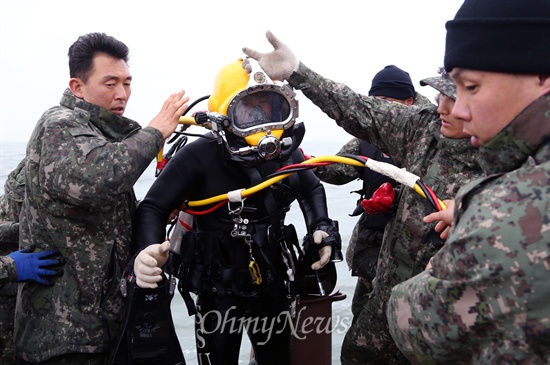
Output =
[
  {"x1": 229, "y1": 201, "x2": 244, "y2": 237},
  {"x1": 229, "y1": 200, "x2": 252, "y2": 238},
  {"x1": 228, "y1": 200, "x2": 245, "y2": 217}
]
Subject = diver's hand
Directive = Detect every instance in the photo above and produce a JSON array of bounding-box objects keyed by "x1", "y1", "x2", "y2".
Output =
[
  {"x1": 134, "y1": 241, "x2": 170, "y2": 288},
  {"x1": 311, "y1": 230, "x2": 332, "y2": 270},
  {"x1": 148, "y1": 90, "x2": 190, "y2": 140},
  {"x1": 242, "y1": 31, "x2": 299, "y2": 81},
  {"x1": 7, "y1": 246, "x2": 64, "y2": 285},
  {"x1": 423, "y1": 199, "x2": 455, "y2": 240}
]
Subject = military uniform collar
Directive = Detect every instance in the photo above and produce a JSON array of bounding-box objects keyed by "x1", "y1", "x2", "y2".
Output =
[
  {"x1": 479, "y1": 93, "x2": 550, "y2": 175},
  {"x1": 60, "y1": 88, "x2": 141, "y2": 141},
  {"x1": 436, "y1": 129, "x2": 480, "y2": 170}
]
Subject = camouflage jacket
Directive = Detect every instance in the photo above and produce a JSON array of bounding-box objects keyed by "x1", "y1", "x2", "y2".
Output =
[
  {"x1": 315, "y1": 93, "x2": 433, "y2": 271},
  {"x1": 388, "y1": 93, "x2": 550, "y2": 364},
  {"x1": 0, "y1": 221, "x2": 19, "y2": 255},
  {"x1": 0, "y1": 255, "x2": 16, "y2": 286},
  {"x1": 315, "y1": 91, "x2": 433, "y2": 185},
  {"x1": 315, "y1": 137, "x2": 364, "y2": 185},
  {"x1": 0, "y1": 158, "x2": 24, "y2": 363},
  {"x1": 316, "y1": 137, "x2": 396, "y2": 273},
  {"x1": 0, "y1": 157, "x2": 25, "y2": 222},
  {"x1": 0, "y1": 157, "x2": 25, "y2": 255},
  {"x1": 15, "y1": 88, "x2": 164, "y2": 361},
  {"x1": 288, "y1": 62, "x2": 483, "y2": 305}
]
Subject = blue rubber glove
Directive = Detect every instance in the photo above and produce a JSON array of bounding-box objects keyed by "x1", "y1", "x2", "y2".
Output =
[{"x1": 8, "y1": 245, "x2": 64, "y2": 285}]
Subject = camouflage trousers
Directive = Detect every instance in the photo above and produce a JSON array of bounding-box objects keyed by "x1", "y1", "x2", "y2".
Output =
[{"x1": 340, "y1": 277, "x2": 409, "y2": 365}]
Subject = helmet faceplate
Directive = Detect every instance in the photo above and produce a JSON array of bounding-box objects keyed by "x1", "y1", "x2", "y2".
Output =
[
  {"x1": 208, "y1": 59, "x2": 300, "y2": 163},
  {"x1": 227, "y1": 83, "x2": 298, "y2": 138}
]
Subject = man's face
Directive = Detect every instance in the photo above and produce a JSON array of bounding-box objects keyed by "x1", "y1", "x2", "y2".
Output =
[
  {"x1": 437, "y1": 94, "x2": 469, "y2": 139},
  {"x1": 233, "y1": 92, "x2": 274, "y2": 129},
  {"x1": 70, "y1": 53, "x2": 132, "y2": 116},
  {"x1": 450, "y1": 69, "x2": 545, "y2": 147}
]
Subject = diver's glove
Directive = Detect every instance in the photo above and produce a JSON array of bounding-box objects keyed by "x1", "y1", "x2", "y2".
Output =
[
  {"x1": 361, "y1": 182, "x2": 395, "y2": 215},
  {"x1": 242, "y1": 30, "x2": 299, "y2": 81},
  {"x1": 134, "y1": 241, "x2": 170, "y2": 289},
  {"x1": 8, "y1": 245, "x2": 64, "y2": 285},
  {"x1": 311, "y1": 222, "x2": 342, "y2": 270}
]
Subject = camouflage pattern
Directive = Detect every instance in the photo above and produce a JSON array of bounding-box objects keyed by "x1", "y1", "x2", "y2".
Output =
[
  {"x1": 288, "y1": 63, "x2": 484, "y2": 364},
  {"x1": 0, "y1": 262, "x2": 18, "y2": 364},
  {"x1": 419, "y1": 67, "x2": 457, "y2": 100},
  {"x1": 14, "y1": 88, "x2": 164, "y2": 362},
  {"x1": 0, "y1": 255, "x2": 16, "y2": 285},
  {"x1": 317, "y1": 93, "x2": 435, "y2": 365},
  {"x1": 315, "y1": 137, "x2": 363, "y2": 187},
  {"x1": 0, "y1": 221, "x2": 19, "y2": 254},
  {"x1": 318, "y1": 137, "x2": 398, "y2": 284},
  {"x1": 315, "y1": 137, "x2": 362, "y2": 269},
  {"x1": 388, "y1": 93, "x2": 550, "y2": 364},
  {"x1": 0, "y1": 157, "x2": 25, "y2": 222},
  {"x1": 0, "y1": 159, "x2": 25, "y2": 364},
  {"x1": 0, "y1": 157, "x2": 25, "y2": 254},
  {"x1": 316, "y1": 93, "x2": 434, "y2": 271}
]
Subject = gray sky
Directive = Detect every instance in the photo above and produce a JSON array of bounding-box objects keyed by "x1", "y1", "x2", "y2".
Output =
[{"x1": 0, "y1": 0, "x2": 463, "y2": 150}]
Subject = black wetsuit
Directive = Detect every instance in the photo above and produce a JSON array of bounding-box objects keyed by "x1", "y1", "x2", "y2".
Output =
[{"x1": 133, "y1": 129, "x2": 331, "y2": 365}]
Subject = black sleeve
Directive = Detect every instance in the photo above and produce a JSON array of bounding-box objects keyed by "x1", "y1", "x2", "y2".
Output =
[
  {"x1": 132, "y1": 139, "x2": 209, "y2": 253},
  {"x1": 293, "y1": 150, "x2": 332, "y2": 231}
]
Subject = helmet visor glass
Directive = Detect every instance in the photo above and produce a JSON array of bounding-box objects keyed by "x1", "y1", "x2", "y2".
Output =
[{"x1": 230, "y1": 91, "x2": 291, "y2": 130}]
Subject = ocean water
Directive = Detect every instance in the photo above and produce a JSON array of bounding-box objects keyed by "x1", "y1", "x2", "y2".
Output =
[{"x1": 0, "y1": 139, "x2": 361, "y2": 365}]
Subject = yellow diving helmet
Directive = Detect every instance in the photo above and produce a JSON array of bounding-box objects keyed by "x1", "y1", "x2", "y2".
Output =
[{"x1": 208, "y1": 58, "x2": 299, "y2": 159}]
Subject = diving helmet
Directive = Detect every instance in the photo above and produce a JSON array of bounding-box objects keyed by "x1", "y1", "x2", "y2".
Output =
[{"x1": 208, "y1": 58, "x2": 299, "y2": 161}]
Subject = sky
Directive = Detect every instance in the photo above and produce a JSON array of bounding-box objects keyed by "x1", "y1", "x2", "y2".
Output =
[{"x1": 0, "y1": 0, "x2": 464, "y2": 150}]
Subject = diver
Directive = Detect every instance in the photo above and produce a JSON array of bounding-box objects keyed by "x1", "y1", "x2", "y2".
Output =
[{"x1": 131, "y1": 59, "x2": 342, "y2": 365}]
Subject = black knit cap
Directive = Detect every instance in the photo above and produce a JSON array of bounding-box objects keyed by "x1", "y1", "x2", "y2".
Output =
[
  {"x1": 368, "y1": 65, "x2": 415, "y2": 100},
  {"x1": 445, "y1": 0, "x2": 550, "y2": 74}
]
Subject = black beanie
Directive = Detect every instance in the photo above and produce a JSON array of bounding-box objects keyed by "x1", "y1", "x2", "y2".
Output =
[
  {"x1": 445, "y1": 0, "x2": 550, "y2": 74},
  {"x1": 368, "y1": 65, "x2": 415, "y2": 100}
]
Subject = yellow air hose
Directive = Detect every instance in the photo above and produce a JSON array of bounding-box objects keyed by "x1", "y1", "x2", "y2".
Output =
[
  {"x1": 160, "y1": 117, "x2": 446, "y2": 211},
  {"x1": 184, "y1": 155, "x2": 446, "y2": 210}
]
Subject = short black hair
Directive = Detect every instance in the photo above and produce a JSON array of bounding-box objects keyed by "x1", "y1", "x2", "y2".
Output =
[{"x1": 68, "y1": 32, "x2": 129, "y2": 82}]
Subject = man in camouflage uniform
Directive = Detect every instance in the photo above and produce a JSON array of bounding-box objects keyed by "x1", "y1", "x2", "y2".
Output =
[
  {"x1": 0, "y1": 158, "x2": 25, "y2": 364},
  {"x1": 0, "y1": 158, "x2": 64, "y2": 364},
  {"x1": 387, "y1": 0, "x2": 550, "y2": 363},
  {"x1": 13, "y1": 32, "x2": 189, "y2": 364},
  {"x1": 0, "y1": 158, "x2": 25, "y2": 253},
  {"x1": 243, "y1": 33, "x2": 484, "y2": 364},
  {"x1": 311, "y1": 65, "x2": 433, "y2": 363},
  {"x1": 0, "y1": 158, "x2": 25, "y2": 222},
  {"x1": 0, "y1": 158, "x2": 25, "y2": 250},
  {"x1": 314, "y1": 65, "x2": 432, "y2": 276}
]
